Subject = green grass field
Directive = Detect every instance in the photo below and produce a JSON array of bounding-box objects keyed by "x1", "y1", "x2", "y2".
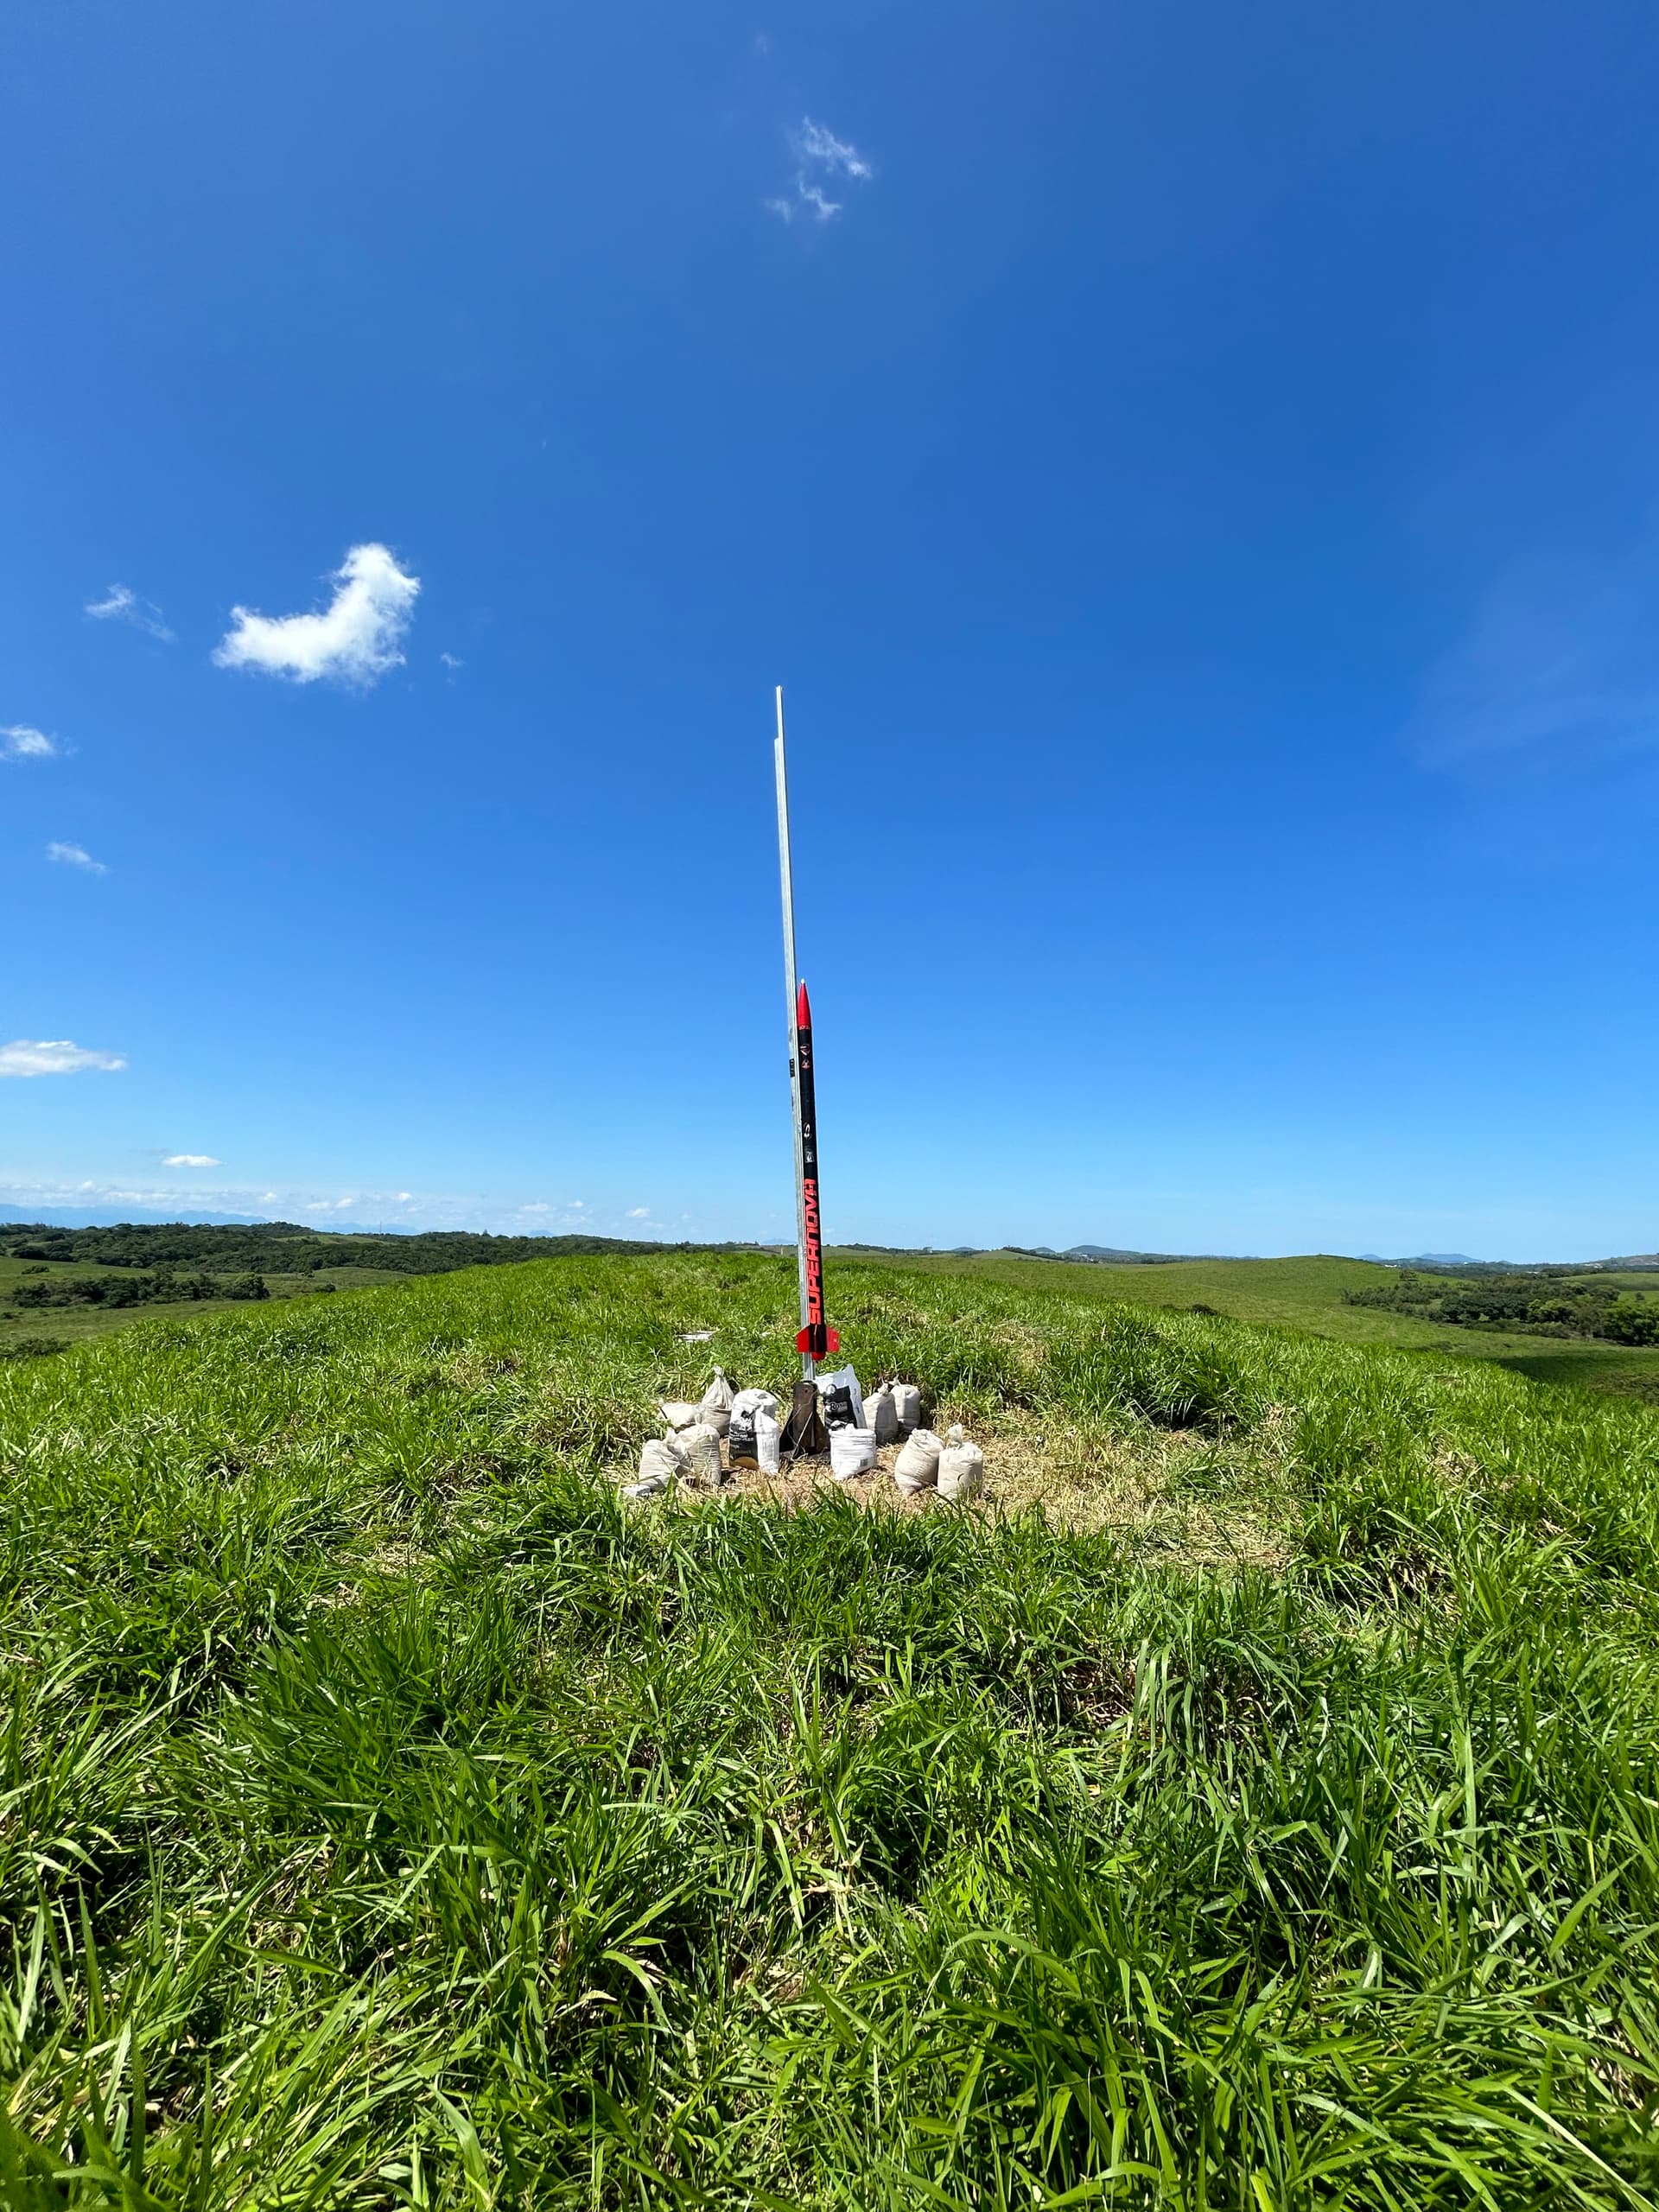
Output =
[
  {"x1": 4, "y1": 1250, "x2": 1659, "y2": 2207},
  {"x1": 834, "y1": 1249, "x2": 1659, "y2": 1402},
  {"x1": 0, "y1": 1256, "x2": 410, "y2": 1357}
]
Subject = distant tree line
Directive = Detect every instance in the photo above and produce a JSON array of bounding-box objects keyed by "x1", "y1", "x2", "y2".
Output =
[
  {"x1": 11, "y1": 1272, "x2": 270, "y2": 1310},
  {"x1": 1344, "y1": 1270, "x2": 1659, "y2": 1345},
  {"x1": 0, "y1": 1224, "x2": 755, "y2": 1276}
]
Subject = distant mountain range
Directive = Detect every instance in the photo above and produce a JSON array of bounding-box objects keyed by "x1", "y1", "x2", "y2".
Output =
[
  {"x1": 1359, "y1": 1251, "x2": 1659, "y2": 1273},
  {"x1": 1012, "y1": 1243, "x2": 1230, "y2": 1265},
  {"x1": 0, "y1": 1204, "x2": 277, "y2": 1230},
  {"x1": 1359, "y1": 1251, "x2": 1485, "y2": 1268},
  {"x1": 1036, "y1": 1244, "x2": 1659, "y2": 1273}
]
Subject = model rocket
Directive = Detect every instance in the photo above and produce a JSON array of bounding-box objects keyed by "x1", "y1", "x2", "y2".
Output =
[{"x1": 774, "y1": 689, "x2": 839, "y2": 1378}]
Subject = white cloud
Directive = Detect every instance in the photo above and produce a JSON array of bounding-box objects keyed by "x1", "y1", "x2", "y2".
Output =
[
  {"x1": 768, "y1": 183, "x2": 842, "y2": 225},
  {"x1": 0, "y1": 1038, "x2": 127, "y2": 1077},
  {"x1": 797, "y1": 118, "x2": 873, "y2": 181},
  {"x1": 162, "y1": 1154, "x2": 220, "y2": 1167},
  {"x1": 85, "y1": 583, "x2": 175, "y2": 641},
  {"x1": 768, "y1": 114, "x2": 874, "y2": 225},
  {"x1": 213, "y1": 543, "x2": 419, "y2": 687},
  {"x1": 47, "y1": 842, "x2": 107, "y2": 874},
  {"x1": 2, "y1": 725, "x2": 59, "y2": 761},
  {"x1": 439, "y1": 651, "x2": 463, "y2": 671},
  {"x1": 625, "y1": 1205, "x2": 650, "y2": 1218}
]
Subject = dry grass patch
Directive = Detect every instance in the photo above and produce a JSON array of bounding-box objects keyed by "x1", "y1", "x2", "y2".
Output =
[{"x1": 681, "y1": 1408, "x2": 1293, "y2": 1570}]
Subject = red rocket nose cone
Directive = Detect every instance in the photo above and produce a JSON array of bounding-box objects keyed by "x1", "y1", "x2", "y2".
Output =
[{"x1": 797, "y1": 981, "x2": 811, "y2": 1029}]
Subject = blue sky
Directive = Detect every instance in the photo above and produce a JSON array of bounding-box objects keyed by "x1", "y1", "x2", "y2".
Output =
[{"x1": 3, "y1": 0, "x2": 1656, "y2": 1259}]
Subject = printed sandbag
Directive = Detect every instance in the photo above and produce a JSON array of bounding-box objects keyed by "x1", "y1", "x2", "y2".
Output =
[
  {"x1": 816, "y1": 1365, "x2": 865, "y2": 1432},
  {"x1": 728, "y1": 1387, "x2": 779, "y2": 1469}
]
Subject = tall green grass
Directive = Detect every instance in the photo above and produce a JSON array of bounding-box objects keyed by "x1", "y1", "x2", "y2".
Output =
[{"x1": 3, "y1": 1251, "x2": 1657, "y2": 2206}]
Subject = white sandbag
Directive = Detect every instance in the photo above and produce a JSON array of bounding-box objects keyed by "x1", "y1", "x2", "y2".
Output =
[
  {"x1": 698, "y1": 1368, "x2": 735, "y2": 1434},
  {"x1": 891, "y1": 1383, "x2": 923, "y2": 1433},
  {"x1": 829, "y1": 1426, "x2": 876, "y2": 1480},
  {"x1": 727, "y1": 1386, "x2": 780, "y2": 1468},
  {"x1": 864, "y1": 1385, "x2": 898, "y2": 1446},
  {"x1": 892, "y1": 1428, "x2": 942, "y2": 1492},
  {"x1": 677, "y1": 1421, "x2": 724, "y2": 1485},
  {"x1": 632, "y1": 1435, "x2": 689, "y2": 1496},
  {"x1": 755, "y1": 1407, "x2": 782, "y2": 1475},
  {"x1": 938, "y1": 1432, "x2": 985, "y2": 1503},
  {"x1": 817, "y1": 1365, "x2": 865, "y2": 1432},
  {"x1": 659, "y1": 1400, "x2": 702, "y2": 1431}
]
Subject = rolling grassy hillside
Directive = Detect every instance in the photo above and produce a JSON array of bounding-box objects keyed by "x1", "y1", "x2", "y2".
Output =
[
  {"x1": 0, "y1": 1230, "x2": 719, "y2": 1362},
  {"x1": 3, "y1": 1251, "x2": 1659, "y2": 2206},
  {"x1": 835, "y1": 1249, "x2": 1659, "y2": 1402},
  {"x1": 12, "y1": 1231, "x2": 1658, "y2": 1404}
]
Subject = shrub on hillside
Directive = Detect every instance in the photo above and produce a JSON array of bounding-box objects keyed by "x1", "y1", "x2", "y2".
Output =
[{"x1": 1603, "y1": 1298, "x2": 1659, "y2": 1346}]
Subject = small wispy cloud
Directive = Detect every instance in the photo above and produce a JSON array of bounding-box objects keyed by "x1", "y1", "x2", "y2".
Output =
[
  {"x1": 625, "y1": 1205, "x2": 650, "y2": 1218},
  {"x1": 439, "y1": 651, "x2": 463, "y2": 671},
  {"x1": 1408, "y1": 550, "x2": 1659, "y2": 771},
  {"x1": 797, "y1": 119, "x2": 873, "y2": 181},
  {"x1": 47, "y1": 841, "x2": 106, "y2": 874},
  {"x1": 2, "y1": 725, "x2": 59, "y2": 762},
  {"x1": 162, "y1": 1154, "x2": 220, "y2": 1167},
  {"x1": 213, "y1": 543, "x2": 419, "y2": 687},
  {"x1": 0, "y1": 1038, "x2": 127, "y2": 1077},
  {"x1": 766, "y1": 114, "x2": 874, "y2": 226},
  {"x1": 86, "y1": 583, "x2": 175, "y2": 642}
]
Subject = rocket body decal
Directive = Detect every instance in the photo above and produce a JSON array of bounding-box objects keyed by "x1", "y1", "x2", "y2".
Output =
[{"x1": 793, "y1": 981, "x2": 839, "y2": 1364}]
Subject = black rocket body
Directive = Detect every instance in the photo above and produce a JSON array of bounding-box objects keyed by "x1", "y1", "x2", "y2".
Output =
[{"x1": 792, "y1": 981, "x2": 837, "y2": 1364}]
